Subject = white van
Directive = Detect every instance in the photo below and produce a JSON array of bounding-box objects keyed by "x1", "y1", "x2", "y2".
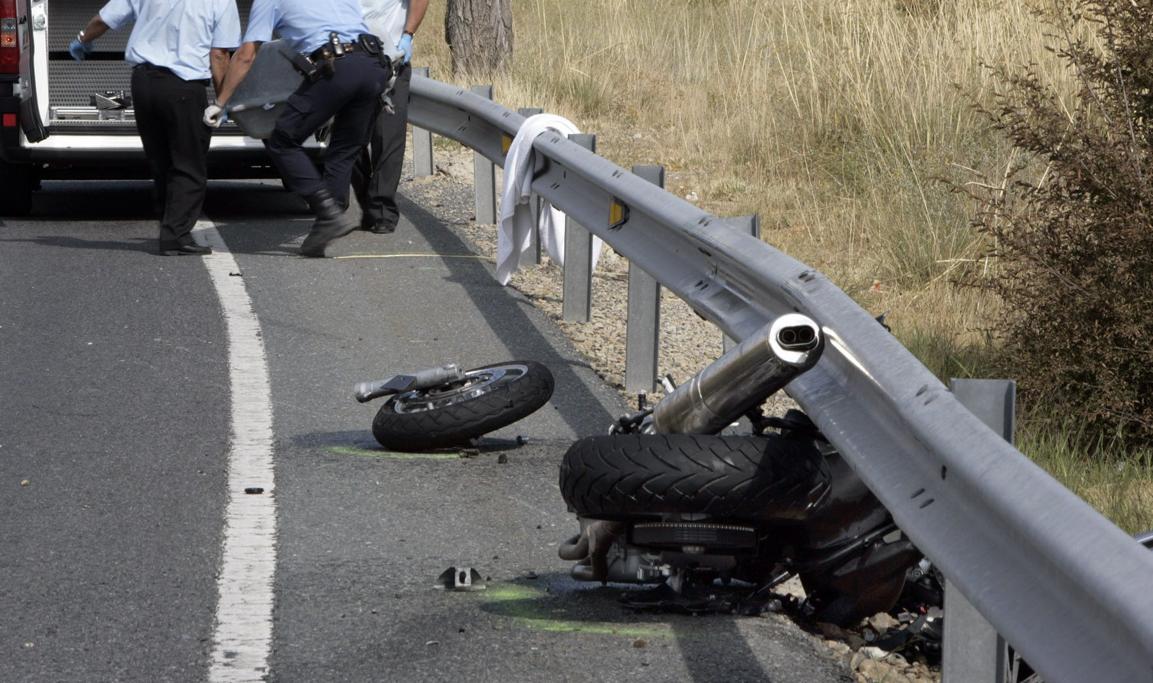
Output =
[{"x1": 0, "y1": 0, "x2": 311, "y2": 216}]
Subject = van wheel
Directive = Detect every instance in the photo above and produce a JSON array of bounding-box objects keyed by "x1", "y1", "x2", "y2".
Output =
[{"x1": 0, "y1": 162, "x2": 34, "y2": 217}]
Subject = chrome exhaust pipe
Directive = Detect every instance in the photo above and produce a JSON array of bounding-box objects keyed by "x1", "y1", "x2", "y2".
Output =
[{"x1": 651, "y1": 313, "x2": 823, "y2": 434}]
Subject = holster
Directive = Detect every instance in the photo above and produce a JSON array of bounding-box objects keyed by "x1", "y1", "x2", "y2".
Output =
[
  {"x1": 357, "y1": 33, "x2": 393, "y2": 75},
  {"x1": 289, "y1": 51, "x2": 328, "y2": 83},
  {"x1": 357, "y1": 33, "x2": 383, "y2": 58}
]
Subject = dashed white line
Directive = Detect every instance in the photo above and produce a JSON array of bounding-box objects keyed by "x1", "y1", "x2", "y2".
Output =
[{"x1": 195, "y1": 220, "x2": 277, "y2": 682}]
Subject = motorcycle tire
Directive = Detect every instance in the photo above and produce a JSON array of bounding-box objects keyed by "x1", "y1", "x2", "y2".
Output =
[
  {"x1": 372, "y1": 361, "x2": 554, "y2": 451},
  {"x1": 559, "y1": 433, "x2": 827, "y2": 520}
]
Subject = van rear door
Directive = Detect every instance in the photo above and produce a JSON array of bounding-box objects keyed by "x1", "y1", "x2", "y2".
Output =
[{"x1": 13, "y1": 0, "x2": 46, "y2": 141}]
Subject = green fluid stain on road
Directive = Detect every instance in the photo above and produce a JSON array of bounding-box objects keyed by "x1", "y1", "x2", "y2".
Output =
[
  {"x1": 327, "y1": 446, "x2": 460, "y2": 461},
  {"x1": 480, "y1": 584, "x2": 668, "y2": 639}
]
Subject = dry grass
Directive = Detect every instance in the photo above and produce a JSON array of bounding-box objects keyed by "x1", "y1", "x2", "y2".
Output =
[
  {"x1": 410, "y1": 0, "x2": 1148, "y2": 527},
  {"x1": 415, "y1": 0, "x2": 1083, "y2": 373},
  {"x1": 1019, "y1": 420, "x2": 1153, "y2": 534}
]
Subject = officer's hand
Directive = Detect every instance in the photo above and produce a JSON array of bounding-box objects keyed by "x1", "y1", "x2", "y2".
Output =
[
  {"x1": 396, "y1": 33, "x2": 413, "y2": 64},
  {"x1": 203, "y1": 104, "x2": 227, "y2": 129},
  {"x1": 69, "y1": 36, "x2": 94, "y2": 62}
]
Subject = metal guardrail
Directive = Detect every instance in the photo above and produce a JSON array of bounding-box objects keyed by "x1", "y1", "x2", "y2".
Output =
[{"x1": 407, "y1": 75, "x2": 1153, "y2": 682}]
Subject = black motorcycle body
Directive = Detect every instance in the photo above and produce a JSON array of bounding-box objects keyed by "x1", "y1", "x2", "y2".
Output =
[{"x1": 557, "y1": 411, "x2": 922, "y2": 625}]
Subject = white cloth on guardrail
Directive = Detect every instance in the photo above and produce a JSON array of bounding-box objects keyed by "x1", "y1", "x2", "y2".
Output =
[{"x1": 496, "y1": 114, "x2": 604, "y2": 286}]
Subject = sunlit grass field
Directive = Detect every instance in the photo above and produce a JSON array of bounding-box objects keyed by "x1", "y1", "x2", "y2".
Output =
[{"x1": 412, "y1": 0, "x2": 1152, "y2": 531}]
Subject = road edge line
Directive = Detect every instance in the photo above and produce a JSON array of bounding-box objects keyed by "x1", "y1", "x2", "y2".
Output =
[{"x1": 196, "y1": 220, "x2": 278, "y2": 682}]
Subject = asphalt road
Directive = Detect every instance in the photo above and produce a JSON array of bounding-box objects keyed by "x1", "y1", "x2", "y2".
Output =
[{"x1": 0, "y1": 177, "x2": 850, "y2": 682}]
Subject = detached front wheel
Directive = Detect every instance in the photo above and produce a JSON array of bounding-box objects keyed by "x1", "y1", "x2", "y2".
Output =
[{"x1": 372, "y1": 361, "x2": 554, "y2": 451}]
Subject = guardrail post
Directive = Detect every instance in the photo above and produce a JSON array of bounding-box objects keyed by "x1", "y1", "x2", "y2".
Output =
[
  {"x1": 411, "y1": 67, "x2": 434, "y2": 177},
  {"x1": 625, "y1": 165, "x2": 665, "y2": 394},
  {"x1": 944, "y1": 378, "x2": 1016, "y2": 683},
  {"x1": 562, "y1": 133, "x2": 596, "y2": 323},
  {"x1": 518, "y1": 107, "x2": 544, "y2": 265},
  {"x1": 722, "y1": 214, "x2": 761, "y2": 351},
  {"x1": 470, "y1": 84, "x2": 497, "y2": 225}
]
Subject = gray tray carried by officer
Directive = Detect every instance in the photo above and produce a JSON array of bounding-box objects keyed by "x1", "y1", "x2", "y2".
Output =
[{"x1": 224, "y1": 40, "x2": 303, "y2": 140}]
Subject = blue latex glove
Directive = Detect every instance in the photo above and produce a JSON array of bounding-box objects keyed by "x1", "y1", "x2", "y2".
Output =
[
  {"x1": 396, "y1": 33, "x2": 413, "y2": 64},
  {"x1": 69, "y1": 37, "x2": 94, "y2": 61}
]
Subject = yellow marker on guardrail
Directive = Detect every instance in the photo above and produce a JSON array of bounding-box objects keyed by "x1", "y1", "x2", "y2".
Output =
[{"x1": 609, "y1": 198, "x2": 629, "y2": 230}]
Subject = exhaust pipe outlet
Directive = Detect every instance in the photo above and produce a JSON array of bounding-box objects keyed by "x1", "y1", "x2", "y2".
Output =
[{"x1": 651, "y1": 313, "x2": 823, "y2": 434}]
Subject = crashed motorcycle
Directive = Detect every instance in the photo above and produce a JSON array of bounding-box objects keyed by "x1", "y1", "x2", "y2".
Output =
[{"x1": 555, "y1": 313, "x2": 932, "y2": 628}]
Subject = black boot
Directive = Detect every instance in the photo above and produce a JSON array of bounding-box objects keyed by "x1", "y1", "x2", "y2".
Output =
[{"x1": 300, "y1": 188, "x2": 356, "y2": 257}]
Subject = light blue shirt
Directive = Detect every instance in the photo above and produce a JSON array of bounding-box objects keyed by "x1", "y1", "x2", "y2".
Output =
[
  {"x1": 100, "y1": 0, "x2": 242, "y2": 82},
  {"x1": 244, "y1": 0, "x2": 370, "y2": 55}
]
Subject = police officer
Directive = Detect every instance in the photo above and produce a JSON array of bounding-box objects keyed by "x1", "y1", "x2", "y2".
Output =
[
  {"x1": 211, "y1": 0, "x2": 393, "y2": 257},
  {"x1": 351, "y1": 0, "x2": 428, "y2": 235},
  {"x1": 70, "y1": 0, "x2": 241, "y2": 256}
]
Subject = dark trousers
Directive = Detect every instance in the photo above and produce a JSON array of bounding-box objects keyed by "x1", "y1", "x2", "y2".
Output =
[
  {"x1": 265, "y1": 51, "x2": 390, "y2": 207},
  {"x1": 131, "y1": 65, "x2": 211, "y2": 247},
  {"x1": 351, "y1": 63, "x2": 411, "y2": 229}
]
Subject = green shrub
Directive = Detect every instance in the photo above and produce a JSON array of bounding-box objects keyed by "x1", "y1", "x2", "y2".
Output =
[{"x1": 968, "y1": 0, "x2": 1153, "y2": 446}]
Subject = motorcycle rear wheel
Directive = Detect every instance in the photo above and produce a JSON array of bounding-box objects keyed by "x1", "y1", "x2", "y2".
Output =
[
  {"x1": 372, "y1": 361, "x2": 554, "y2": 451},
  {"x1": 559, "y1": 433, "x2": 827, "y2": 520}
]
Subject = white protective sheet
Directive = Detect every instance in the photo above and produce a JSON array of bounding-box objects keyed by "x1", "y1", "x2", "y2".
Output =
[{"x1": 495, "y1": 114, "x2": 604, "y2": 286}]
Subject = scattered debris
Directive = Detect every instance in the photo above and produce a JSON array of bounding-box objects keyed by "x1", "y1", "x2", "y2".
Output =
[
  {"x1": 632, "y1": 639, "x2": 647, "y2": 649},
  {"x1": 435, "y1": 566, "x2": 486, "y2": 592},
  {"x1": 812, "y1": 607, "x2": 943, "y2": 682},
  {"x1": 20, "y1": 480, "x2": 30, "y2": 487},
  {"x1": 497, "y1": 453, "x2": 509, "y2": 464}
]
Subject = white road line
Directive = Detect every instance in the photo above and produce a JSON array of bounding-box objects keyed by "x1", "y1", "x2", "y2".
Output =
[{"x1": 195, "y1": 220, "x2": 278, "y2": 682}]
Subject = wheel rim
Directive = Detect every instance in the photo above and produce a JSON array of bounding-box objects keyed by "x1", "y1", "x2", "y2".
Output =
[{"x1": 390, "y1": 364, "x2": 528, "y2": 414}]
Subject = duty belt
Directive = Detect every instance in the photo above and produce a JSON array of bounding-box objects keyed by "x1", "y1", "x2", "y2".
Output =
[
  {"x1": 291, "y1": 33, "x2": 385, "y2": 83},
  {"x1": 308, "y1": 42, "x2": 361, "y2": 63}
]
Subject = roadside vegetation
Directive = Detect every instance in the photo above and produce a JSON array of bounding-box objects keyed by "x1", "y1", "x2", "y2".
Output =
[{"x1": 415, "y1": 0, "x2": 1153, "y2": 531}]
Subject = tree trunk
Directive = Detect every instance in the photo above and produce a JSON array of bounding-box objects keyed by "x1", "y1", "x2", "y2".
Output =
[{"x1": 444, "y1": 0, "x2": 513, "y2": 76}]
